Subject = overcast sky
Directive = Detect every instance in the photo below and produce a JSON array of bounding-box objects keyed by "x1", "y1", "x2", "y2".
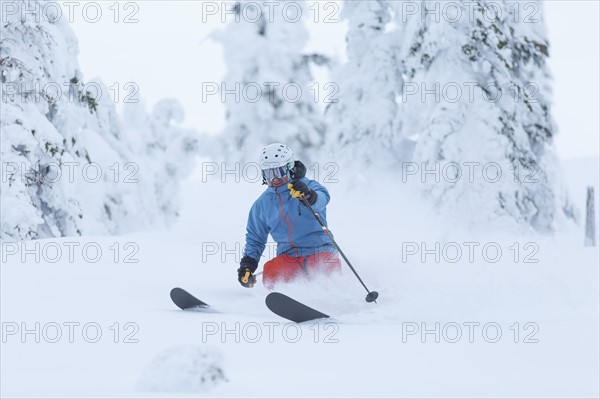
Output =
[{"x1": 65, "y1": 1, "x2": 599, "y2": 160}]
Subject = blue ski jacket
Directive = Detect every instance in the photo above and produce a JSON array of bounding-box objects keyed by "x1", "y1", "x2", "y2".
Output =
[{"x1": 243, "y1": 177, "x2": 335, "y2": 261}]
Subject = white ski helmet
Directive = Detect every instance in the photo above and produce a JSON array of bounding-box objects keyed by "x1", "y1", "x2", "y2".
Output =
[{"x1": 259, "y1": 143, "x2": 295, "y2": 170}]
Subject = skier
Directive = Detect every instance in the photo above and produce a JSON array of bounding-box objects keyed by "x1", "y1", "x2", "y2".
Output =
[{"x1": 237, "y1": 143, "x2": 341, "y2": 288}]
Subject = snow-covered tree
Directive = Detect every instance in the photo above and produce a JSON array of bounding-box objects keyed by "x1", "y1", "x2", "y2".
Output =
[
  {"x1": 325, "y1": 1, "x2": 414, "y2": 167},
  {"x1": 392, "y1": 0, "x2": 573, "y2": 231},
  {"x1": 1, "y1": 1, "x2": 91, "y2": 239},
  {"x1": 585, "y1": 186, "x2": 596, "y2": 247},
  {"x1": 1, "y1": 0, "x2": 198, "y2": 240},
  {"x1": 214, "y1": 0, "x2": 328, "y2": 162},
  {"x1": 121, "y1": 99, "x2": 199, "y2": 226}
]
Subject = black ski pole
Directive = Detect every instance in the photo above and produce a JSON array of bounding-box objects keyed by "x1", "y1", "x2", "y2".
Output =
[{"x1": 299, "y1": 196, "x2": 379, "y2": 303}]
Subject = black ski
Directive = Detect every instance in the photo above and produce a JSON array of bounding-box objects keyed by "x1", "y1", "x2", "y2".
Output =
[
  {"x1": 170, "y1": 287, "x2": 212, "y2": 311},
  {"x1": 265, "y1": 292, "x2": 329, "y2": 323}
]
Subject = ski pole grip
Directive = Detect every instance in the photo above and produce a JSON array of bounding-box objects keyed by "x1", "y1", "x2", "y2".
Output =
[{"x1": 241, "y1": 270, "x2": 250, "y2": 284}]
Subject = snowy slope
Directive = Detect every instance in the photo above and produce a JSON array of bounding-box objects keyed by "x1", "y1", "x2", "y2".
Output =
[{"x1": 1, "y1": 159, "x2": 598, "y2": 398}]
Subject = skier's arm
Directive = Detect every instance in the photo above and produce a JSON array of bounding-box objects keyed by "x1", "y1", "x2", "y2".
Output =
[
  {"x1": 307, "y1": 180, "x2": 330, "y2": 212},
  {"x1": 243, "y1": 200, "x2": 269, "y2": 262}
]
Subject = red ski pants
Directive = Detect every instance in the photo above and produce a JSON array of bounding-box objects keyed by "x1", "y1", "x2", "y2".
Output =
[{"x1": 263, "y1": 252, "x2": 341, "y2": 288}]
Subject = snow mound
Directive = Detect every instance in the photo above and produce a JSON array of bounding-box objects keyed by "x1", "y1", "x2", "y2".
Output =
[{"x1": 137, "y1": 346, "x2": 227, "y2": 394}]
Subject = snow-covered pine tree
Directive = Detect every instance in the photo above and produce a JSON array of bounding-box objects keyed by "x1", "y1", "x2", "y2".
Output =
[
  {"x1": 142, "y1": 99, "x2": 199, "y2": 224},
  {"x1": 1, "y1": 1, "x2": 91, "y2": 239},
  {"x1": 325, "y1": 0, "x2": 413, "y2": 167},
  {"x1": 394, "y1": 0, "x2": 572, "y2": 231},
  {"x1": 585, "y1": 186, "x2": 596, "y2": 247},
  {"x1": 214, "y1": 0, "x2": 327, "y2": 163},
  {"x1": 1, "y1": 0, "x2": 197, "y2": 240}
]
